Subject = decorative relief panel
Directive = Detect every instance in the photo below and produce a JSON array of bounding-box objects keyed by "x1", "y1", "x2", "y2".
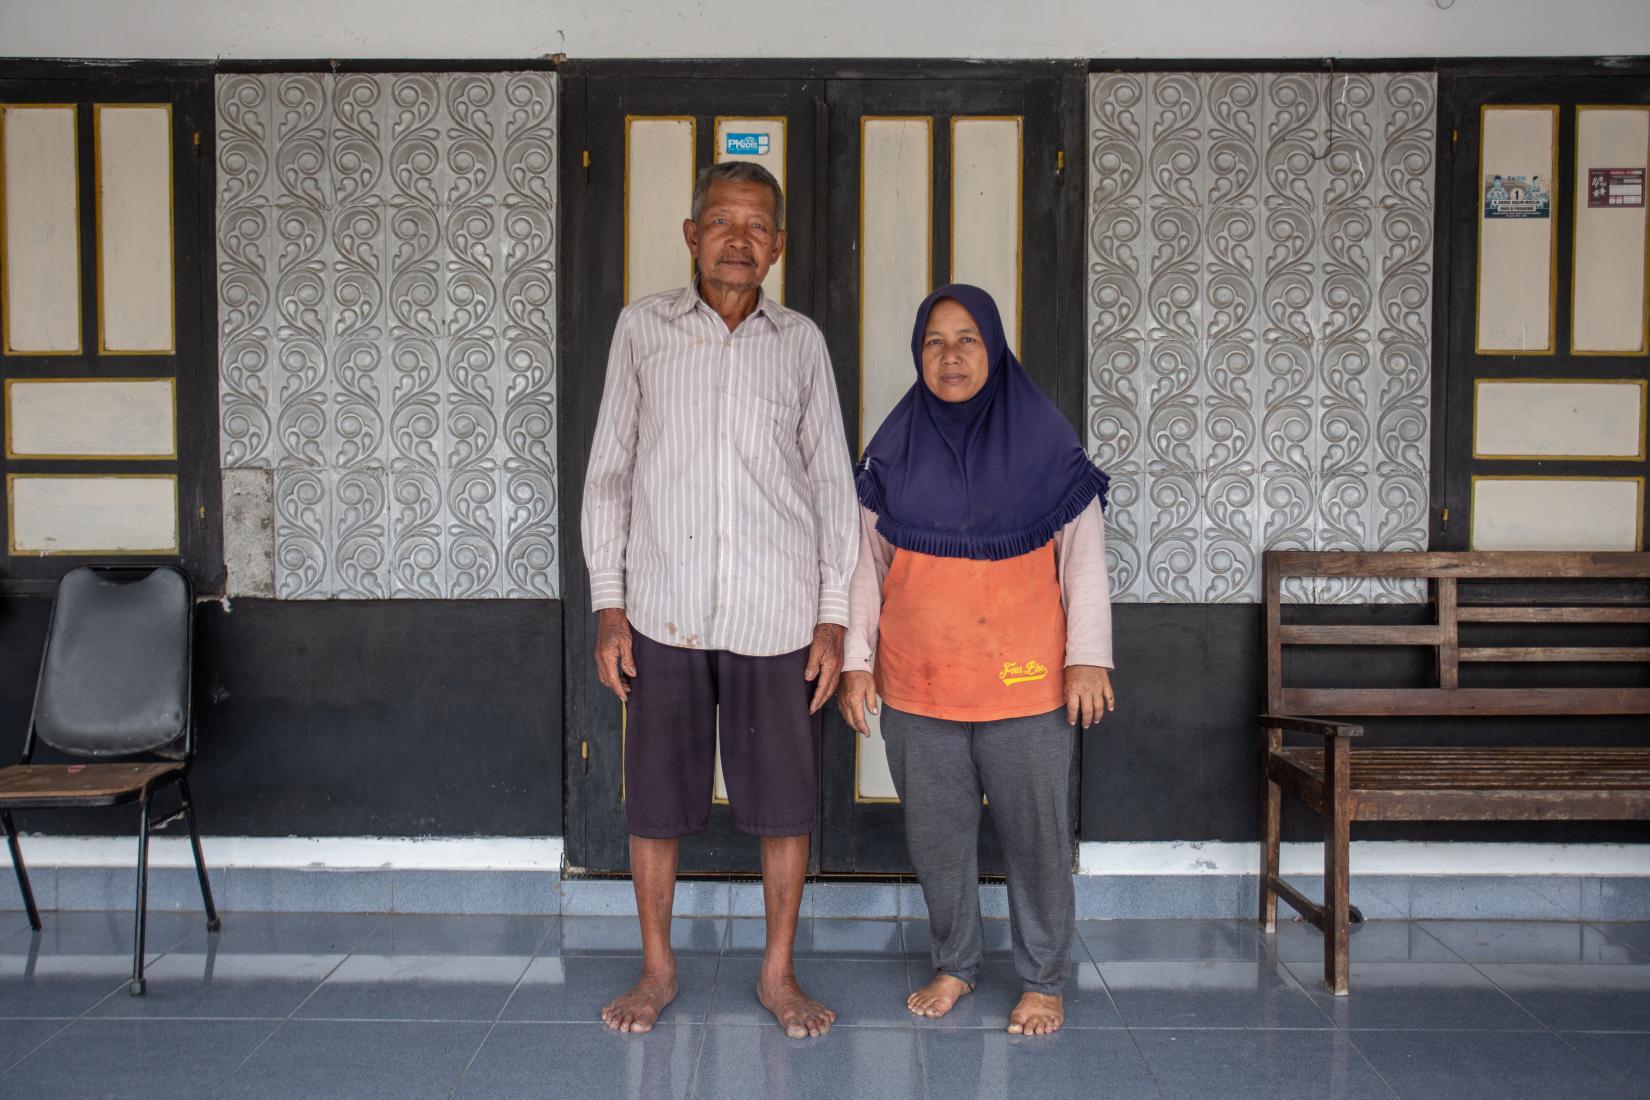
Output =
[
  {"x1": 1087, "y1": 72, "x2": 1434, "y2": 603},
  {"x1": 215, "y1": 73, "x2": 558, "y2": 599}
]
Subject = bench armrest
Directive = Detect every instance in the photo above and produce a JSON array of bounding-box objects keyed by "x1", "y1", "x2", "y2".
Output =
[{"x1": 1258, "y1": 714, "x2": 1364, "y2": 738}]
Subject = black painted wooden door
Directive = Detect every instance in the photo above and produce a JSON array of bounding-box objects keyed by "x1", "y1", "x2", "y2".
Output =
[{"x1": 560, "y1": 67, "x2": 1085, "y2": 876}]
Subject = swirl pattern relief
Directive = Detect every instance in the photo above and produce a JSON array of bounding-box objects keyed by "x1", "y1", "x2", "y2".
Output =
[
  {"x1": 1087, "y1": 73, "x2": 1433, "y2": 603},
  {"x1": 216, "y1": 73, "x2": 559, "y2": 599}
]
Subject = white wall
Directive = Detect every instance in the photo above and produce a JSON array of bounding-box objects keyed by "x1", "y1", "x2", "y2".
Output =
[{"x1": 3, "y1": 0, "x2": 1647, "y2": 60}]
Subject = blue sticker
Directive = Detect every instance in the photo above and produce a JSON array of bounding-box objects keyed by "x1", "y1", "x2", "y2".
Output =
[{"x1": 724, "y1": 132, "x2": 771, "y2": 156}]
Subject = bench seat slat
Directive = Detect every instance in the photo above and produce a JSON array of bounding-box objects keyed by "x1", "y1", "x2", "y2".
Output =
[
  {"x1": 1457, "y1": 607, "x2": 1650, "y2": 624},
  {"x1": 1280, "y1": 688, "x2": 1650, "y2": 716},
  {"x1": 1280, "y1": 625, "x2": 1441, "y2": 645},
  {"x1": 1459, "y1": 647, "x2": 1650, "y2": 663},
  {"x1": 1277, "y1": 747, "x2": 1650, "y2": 790}
]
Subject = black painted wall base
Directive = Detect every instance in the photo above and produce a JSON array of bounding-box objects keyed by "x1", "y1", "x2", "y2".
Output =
[
  {"x1": 0, "y1": 597, "x2": 562, "y2": 836},
  {"x1": 1084, "y1": 603, "x2": 1650, "y2": 845}
]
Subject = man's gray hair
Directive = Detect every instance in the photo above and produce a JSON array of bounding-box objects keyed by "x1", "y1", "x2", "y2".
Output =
[{"x1": 690, "y1": 161, "x2": 785, "y2": 230}]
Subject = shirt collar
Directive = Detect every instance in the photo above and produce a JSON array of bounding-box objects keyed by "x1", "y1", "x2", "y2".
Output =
[{"x1": 671, "y1": 281, "x2": 795, "y2": 332}]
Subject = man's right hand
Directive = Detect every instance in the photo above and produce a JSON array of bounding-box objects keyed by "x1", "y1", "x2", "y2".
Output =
[
  {"x1": 837, "y1": 670, "x2": 879, "y2": 737},
  {"x1": 594, "y1": 608, "x2": 637, "y2": 703}
]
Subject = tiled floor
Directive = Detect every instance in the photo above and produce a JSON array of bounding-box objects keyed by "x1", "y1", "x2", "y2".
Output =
[{"x1": 1, "y1": 911, "x2": 1646, "y2": 1098}]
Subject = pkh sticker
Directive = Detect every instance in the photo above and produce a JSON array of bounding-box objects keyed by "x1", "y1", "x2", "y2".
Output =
[
  {"x1": 1588, "y1": 167, "x2": 1646, "y2": 208},
  {"x1": 724, "y1": 132, "x2": 771, "y2": 156},
  {"x1": 1484, "y1": 174, "x2": 1551, "y2": 219}
]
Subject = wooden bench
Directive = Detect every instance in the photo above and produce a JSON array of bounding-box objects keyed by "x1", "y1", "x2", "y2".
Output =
[{"x1": 1258, "y1": 550, "x2": 1650, "y2": 994}]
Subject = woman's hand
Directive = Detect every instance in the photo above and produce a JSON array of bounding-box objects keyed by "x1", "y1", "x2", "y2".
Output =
[
  {"x1": 837, "y1": 670, "x2": 880, "y2": 737},
  {"x1": 1064, "y1": 665, "x2": 1115, "y2": 729}
]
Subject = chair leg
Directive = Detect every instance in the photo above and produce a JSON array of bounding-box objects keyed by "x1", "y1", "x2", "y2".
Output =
[
  {"x1": 1259, "y1": 730, "x2": 1282, "y2": 933},
  {"x1": 1322, "y1": 735, "x2": 1352, "y2": 996},
  {"x1": 129, "y1": 794, "x2": 152, "y2": 996},
  {"x1": 2, "y1": 811, "x2": 42, "y2": 931},
  {"x1": 179, "y1": 778, "x2": 221, "y2": 932}
]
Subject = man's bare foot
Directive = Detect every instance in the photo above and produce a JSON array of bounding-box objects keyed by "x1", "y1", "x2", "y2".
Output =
[
  {"x1": 907, "y1": 973, "x2": 972, "y2": 1018},
  {"x1": 758, "y1": 969, "x2": 836, "y2": 1038},
  {"x1": 1006, "y1": 991, "x2": 1064, "y2": 1035},
  {"x1": 601, "y1": 970, "x2": 678, "y2": 1034}
]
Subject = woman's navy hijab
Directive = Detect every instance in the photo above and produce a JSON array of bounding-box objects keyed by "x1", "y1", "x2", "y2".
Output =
[{"x1": 856, "y1": 283, "x2": 1109, "y2": 561}]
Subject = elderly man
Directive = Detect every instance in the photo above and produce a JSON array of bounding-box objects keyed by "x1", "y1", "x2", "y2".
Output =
[{"x1": 582, "y1": 160, "x2": 858, "y2": 1038}]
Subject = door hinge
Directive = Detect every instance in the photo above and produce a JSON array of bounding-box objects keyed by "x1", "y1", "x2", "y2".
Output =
[
  {"x1": 1440, "y1": 506, "x2": 1450, "y2": 530},
  {"x1": 581, "y1": 739, "x2": 590, "y2": 774},
  {"x1": 1055, "y1": 148, "x2": 1066, "y2": 186},
  {"x1": 193, "y1": 130, "x2": 204, "y2": 157},
  {"x1": 582, "y1": 148, "x2": 591, "y2": 184},
  {"x1": 1451, "y1": 129, "x2": 1458, "y2": 144}
]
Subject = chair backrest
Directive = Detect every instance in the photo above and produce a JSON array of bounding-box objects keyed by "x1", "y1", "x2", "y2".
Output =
[
  {"x1": 32, "y1": 565, "x2": 192, "y2": 758},
  {"x1": 1264, "y1": 550, "x2": 1650, "y2": 719}
]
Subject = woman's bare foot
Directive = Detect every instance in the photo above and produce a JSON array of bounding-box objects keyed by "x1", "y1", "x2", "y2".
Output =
[
  {"x1": 907, "y1": 973, "x2": 972, "y2": 1018},
  {"x1": 601, "y1": 968, "x2": 678, "y2": 1034},
  {"x1": 758, "y1": 969, "x2": 836, "y2": 1038},
  {"x1": 1006, "y1": 991, "x2": 1064, "y2": 1035}
]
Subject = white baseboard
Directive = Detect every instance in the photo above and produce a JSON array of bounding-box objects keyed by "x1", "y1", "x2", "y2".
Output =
[
  {"x1": 3, "y1": 835, "x2": 1645, "y2": 877},
  {"x1": 1078, "y1": 840, "x2": 1650, "y2": 877}
]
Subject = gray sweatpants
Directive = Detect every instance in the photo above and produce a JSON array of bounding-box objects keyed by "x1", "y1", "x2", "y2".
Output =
[{"x1": 881, "y1": 705, "x2": 1076, "y2": 994}]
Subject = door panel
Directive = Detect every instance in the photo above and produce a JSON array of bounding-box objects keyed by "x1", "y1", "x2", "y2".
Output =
[
  {"x1": 561, "y1": 68, "x2": 1083, "y2": 876},
  {"x1": 819, "y1": 76, "x2": 1077, "y2": 874},
  {"x1": 1440, "y1": 76, "x2": 1650, "y2": 558}
]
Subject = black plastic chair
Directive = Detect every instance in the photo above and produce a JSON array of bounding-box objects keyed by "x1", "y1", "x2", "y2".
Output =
[{"x1": 0, "y1": 564, "x2": 220, "y2": 995}]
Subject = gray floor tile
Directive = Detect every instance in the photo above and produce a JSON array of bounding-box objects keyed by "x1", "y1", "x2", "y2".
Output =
[
  {"x1": 811, "y1": 883, "x2": 899, "y2": 918},
  {"x1": 164, "y1": 911, "x2": 381, "y2": 956},
  {"x1": 0, "y1": 1017, "x2": 68, "y2": 1073},
  {"x1": 1559, "y1": 1031, "x2": 1650, "y2": 1094},
  {"x1": 1582, "y1": 877, "x2": 1650, "y2": 921},
  {"x1": 0, "y1": 910, "x2": 197, "y2": 958},
  {"x1": 691, "y1": 1024, "x2": 923, "y2": 1100},
  {"x1": 219, "y1": 1019, "x2": 490, "y2": 1100},
  {"x1": 1475, "y1": 963, "x2": 1650, "y2": 1031},
  {"x1": 1099, "y1": 959, "x2": 1331, "y2": 1029},
  {"x1": 293, "y1": 953, "x2": 531, "y2": 1021},
  {"x1": 226, "y1": 869, "x2": 391, "y2": 913},
  {"x1": 1410, "y1": 876, "x2": 1581, "y2": 920},
  {"x1": 1352, "y1": 1028, "x2": 1616, "y2": 1100},
  {"x1": 56, "y1": 866, "x2": 228, "y2": 916},
  {"x1": 457, "y1": 1021, "x2": 703, "y2": 1098},
  {"x1": 1080, "y1": 918, "x2": 1266, "y2": 962},
  {"x1": 1269, "y1": 920, "x2": 1458, "y2": 965},
  {"x1": 87, "y1": 950, "x2": 344, "y2": 1019},
  {"x1": 1133, "y1": 1028, "x2": 1394, "y2": 1100},
  {"x1": 0, "y1": 950, "x2": 134, "y2": 1018},
  {"x1": 1590, "y1": 921, "x2": 1650, "y2": 961},
  {"x1": 1421, "y1": 920, "x2": 1645, "y2": 964},
  {"x1": 910, "y1": 958, "x2": 1124, "y2": 1030},
  {"x1": 552, "y1": 915, "x2": 727, "y2": 956},
  {"x1": 708, "y1": 957, "x2": 912, "y2": 1028},
  {"x1": 726, "y1": 917, "x2": 902, "y2": 958},
  {"x1": 1288, "y1": 962, "x2": 1544, "y2": 1030},
  {"x1": 390, "y1": 869, "x2": 559, "y2": 915},
  {"x1": 920, "y1": 1027, "x2": 1158, "y2": 1098},
  {"x1": 1271, "y1": 876, "x2": 1415, "y2": 920},
  {"x1": 1076, "y1": 874, "x2": 1253, "y2": 919},
  {"x1": 352, "y1": 913, "x2": 556, "y2": 957},
  {"x1": 500, "y1": 954, "x2": 717, "y2": 1024},
  {"x1": 901, "y1": 918, "x2": 1083, "y2": 962},
  {"x1": 1, "y1": 1018, "x2": 277, "y2": 1099}
]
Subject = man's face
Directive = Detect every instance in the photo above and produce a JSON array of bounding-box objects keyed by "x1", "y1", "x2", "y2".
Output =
[{"x1": 683, "y1": 180, "x2": 785, "y2": 294}]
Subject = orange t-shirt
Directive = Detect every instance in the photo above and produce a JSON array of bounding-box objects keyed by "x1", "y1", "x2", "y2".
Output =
[{"x1": 873, "y1": 541, "x2": 1067, "y2": 722}]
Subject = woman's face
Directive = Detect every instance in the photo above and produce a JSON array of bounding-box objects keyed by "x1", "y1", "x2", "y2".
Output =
[{"x1": 920, "y1": 298, "x2": 990, "y2": 403}]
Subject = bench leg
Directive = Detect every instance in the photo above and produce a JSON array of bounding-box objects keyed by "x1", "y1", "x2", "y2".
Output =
[
  {"x1": 129, "y1": 794, "x2": 151, "y2": 997},
  {"x1": 1323, "y1": 734, "x2": 1352, "y2": 996},
  {"x1": 179, "y1": 778, "x2": 221, "y2": 933},
  {"x1": 1260, "y1": 730, "x2": 1282, "y2": 933},
  {"x1": 2, "y1": 811, "x2": 41, "y2": 932}
]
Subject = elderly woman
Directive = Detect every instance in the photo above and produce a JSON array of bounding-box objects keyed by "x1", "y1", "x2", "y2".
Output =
[{"x1": 838, "y1": 284, "x2": 1114, "y2": 1036}]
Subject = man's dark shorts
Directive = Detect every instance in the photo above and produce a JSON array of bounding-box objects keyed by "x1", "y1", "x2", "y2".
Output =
[{"x1": 624, "y1": 629, "x2": 820, "y2": 838}]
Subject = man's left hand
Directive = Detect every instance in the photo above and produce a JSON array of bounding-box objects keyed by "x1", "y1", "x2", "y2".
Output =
[{"x1": 804, "y1": 623, "x2": 847, "y2": 715}]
